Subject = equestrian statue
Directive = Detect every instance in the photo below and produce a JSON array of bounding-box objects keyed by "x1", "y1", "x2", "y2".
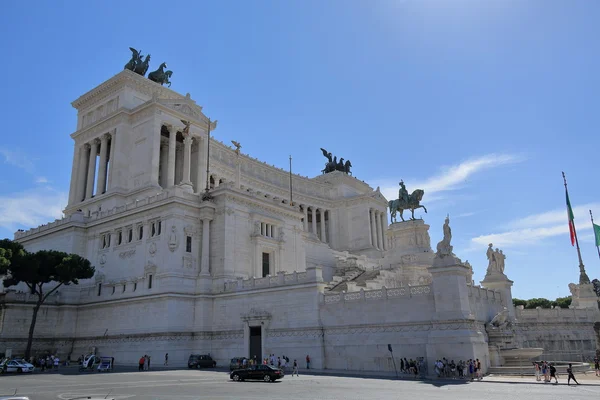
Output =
[
  {"x1": 124, "y1": 47, "x2": 143, "y2": 72},
  {"x1": 388, "y1": 180, "x2": 427, "y2": 222},
  {"x1": 320, "y1": 148, "x2": 352, "y2": 175}
]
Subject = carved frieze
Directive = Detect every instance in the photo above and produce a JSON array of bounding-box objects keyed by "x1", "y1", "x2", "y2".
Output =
[{"x1": 119, "y1": 249, "x2": 136, "y2": 259}]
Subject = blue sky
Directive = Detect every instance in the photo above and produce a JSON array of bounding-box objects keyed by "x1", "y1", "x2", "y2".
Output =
[{"x1": 1, "y1": 0, "x2": 598, "y2": 299}]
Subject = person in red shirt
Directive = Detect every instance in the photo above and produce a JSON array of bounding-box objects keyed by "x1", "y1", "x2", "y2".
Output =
[{"x1": 138, "y1": 356, "x2": 145, "y2": 371}]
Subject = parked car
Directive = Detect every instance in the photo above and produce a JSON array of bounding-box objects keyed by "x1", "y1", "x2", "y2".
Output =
[
  {"x1": 229, "y1": 357, "x2": 247, "y2": 371},
  {"x1": 0, "y1": 359, "x2": 34, "y2": 373},
  {"x1": 187, "y1": 354, "x2": 216, "y2": 369},
  {"x1": 230, "y1": 365, "x2": 284, "y2": 382}
]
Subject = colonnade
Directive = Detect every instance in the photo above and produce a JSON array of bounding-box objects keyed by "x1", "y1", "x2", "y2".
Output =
[
  {"x1": 369, "y1": 208, "x2": 387, "y2": 250},
  {"x1": 159, "y1": 125, "x2": 207, "y2": 193},
  {"x1": 74, "y1": 130, "x2": 115, "y2": 203},
  {"x1": 300, "y1": 205, "x2": 333, "y2": 244}
]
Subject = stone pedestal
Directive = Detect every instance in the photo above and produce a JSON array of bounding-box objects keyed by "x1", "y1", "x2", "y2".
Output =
[
  {"x1": 383, "y1": 220, "x2": 434, "y2": 285},
  {"x1": 429, "y1": 253, "x2": 473, "y2": 321},
  {"x1": 570, "y1": 282, "x2": 599, "y2": 309},
  {"x1": 481, "y1": 272, "x2": 515, "y2": 320}
]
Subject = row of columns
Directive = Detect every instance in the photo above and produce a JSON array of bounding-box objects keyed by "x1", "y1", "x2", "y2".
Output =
[
  {"x1": 369, "y1": 208, "x2": 387, "y2": 250},
  {"x1": 301, "y1": 205, "x2": 333, "y2": 244},
  {"x1": 159, "y1": 125, "x2": 208, "y2": 193},
  {"x1": 75, "y1": 131, "x2": 115, "y2": 203}
]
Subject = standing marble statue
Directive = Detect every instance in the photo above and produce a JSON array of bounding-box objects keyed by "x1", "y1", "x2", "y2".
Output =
[
  {"x1": 486, "y1": 243, "x2": 506, "y2": 275},
  {"x1": 435, "y1": 215, "x2": 454, "y2": 256}
]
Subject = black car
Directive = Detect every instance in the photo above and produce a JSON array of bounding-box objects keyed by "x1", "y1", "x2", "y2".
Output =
[
  {"x1": 188, "y1": 354, "x2": 216, "y2": 369},
  {"x1": 230, "y1": 364, "x2": 284, "y2": 382}
]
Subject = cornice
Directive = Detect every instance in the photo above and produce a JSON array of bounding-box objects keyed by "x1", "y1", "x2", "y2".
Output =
[{"x1": 72, "y1": 70, "x2": 186, "y2": 111}]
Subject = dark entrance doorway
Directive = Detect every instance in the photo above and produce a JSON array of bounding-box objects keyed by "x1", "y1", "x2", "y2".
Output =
[{"x1": 249, "y1": 326, "x2": 262, "y2": 360}]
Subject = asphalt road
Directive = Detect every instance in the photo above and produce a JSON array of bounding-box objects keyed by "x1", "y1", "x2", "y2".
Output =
[{"x1": 1, "y1": 368, "x2": 600, "y2": 400}]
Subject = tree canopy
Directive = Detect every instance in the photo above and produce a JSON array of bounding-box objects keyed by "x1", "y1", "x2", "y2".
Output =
[
  {"x1": 0, "y1": 239, "x2": 95, "y2": 358},
  {"x1": 512, "y1": 296, "x2": 572, "y2": 309}
]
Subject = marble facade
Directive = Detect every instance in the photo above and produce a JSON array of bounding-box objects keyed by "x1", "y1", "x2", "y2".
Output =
[{"x1": 1, "y1": 70, "x2": 598, "y2": 373}]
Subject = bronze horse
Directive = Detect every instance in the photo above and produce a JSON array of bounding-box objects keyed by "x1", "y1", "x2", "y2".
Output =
[
  {"x1": 388, "y1": 189, "x2": 427, "y2": 222},
  {"x1": 148, "y1": 62, "x2": 168, "y2": 85}
]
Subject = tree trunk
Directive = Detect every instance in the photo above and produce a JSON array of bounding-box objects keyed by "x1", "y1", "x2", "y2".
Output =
[{"x1": 24, "y1": 302, "x2": 42, "y2": 359}]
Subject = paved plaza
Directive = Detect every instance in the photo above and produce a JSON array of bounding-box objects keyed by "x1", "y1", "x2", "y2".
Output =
[{"x1": 1, "y1": 368, "x2": 600, "y2": 400}]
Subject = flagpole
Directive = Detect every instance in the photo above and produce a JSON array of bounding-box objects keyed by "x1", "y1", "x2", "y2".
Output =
[
  {"x1": 202, "y1": 118, "x2": 212, "y2": 201},
  {"x1": 562, "y1": 171, "x2": 590, "y2": 284},
  {"x1": 590, "y1": 209, "x2": 600, "y2": 261},
  {"x1": 289, "y1": 155, "x2": 293, "y2": 206}
]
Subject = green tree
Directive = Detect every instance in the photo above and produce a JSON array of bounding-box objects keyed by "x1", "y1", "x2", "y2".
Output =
[
  {"x1": 512, "y1": 298, "x2": 527, "y2": 307},
  {"x1": 0, "y1": 239, "x2": 94, "y2": 359},
  {"x1": 553, "y1": 296, "x2": 572, "y2": 309},
  {"x1": 525, "y1": 298, "x2": 553, "y2": 309}
]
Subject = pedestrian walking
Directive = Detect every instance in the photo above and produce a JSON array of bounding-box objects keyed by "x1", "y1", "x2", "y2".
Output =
[
  {"x1": 164, "y1": 353, "x2": 168, "y2": 366},
  {"x1": 138, "y1": 356, "x2": 145, "y2": 371},
  {"x1": 549, "y1": 363, "x2": 558, "y2": 384},
  {"x1": 567, "y1": 363, "x2": 579, "y2": 385},
  {"x1": 292, "y1": 359, "x2": 299, "y2": 376},
  {"x1": 595, "y1": 356, "x2": 599, "y2": 377},
  {"x1": 306, "y1": 354, "x2": 310, "y2": 369}
]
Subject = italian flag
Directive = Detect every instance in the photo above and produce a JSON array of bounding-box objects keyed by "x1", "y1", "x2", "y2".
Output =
[{"x1": 565, "y1": 189, "x2": 576, "y2": 246}]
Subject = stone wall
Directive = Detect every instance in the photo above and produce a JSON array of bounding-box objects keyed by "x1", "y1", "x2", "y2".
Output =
[{"x1": 515, "y1": 306, "x2": 600, "y2": 361}]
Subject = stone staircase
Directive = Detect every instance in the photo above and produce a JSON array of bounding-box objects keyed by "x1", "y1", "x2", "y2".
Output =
[{"x1": 324, "y1": 267, "x2": 365, "y2": 291}]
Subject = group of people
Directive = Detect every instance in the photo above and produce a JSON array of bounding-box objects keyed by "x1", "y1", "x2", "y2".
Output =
[
  {"x1": 534, "y1": 361, "x2": 579, "y2": 385},
  {"x1": 399, "y1": 358, "x2": 423, "y2": 377},
  {"x1": 34, "y1": 355, "x2": 62, "y2": 371},
  {"x1": 138, "y1": 355, "x2": 151, "y2": 371},
  {"x1": 433, "y1": 358, "x2": 482, "y2": 380}
]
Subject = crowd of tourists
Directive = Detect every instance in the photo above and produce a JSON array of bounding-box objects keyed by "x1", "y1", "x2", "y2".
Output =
[
  {"x1": 432, "y1": 358, "x2": 482, "y2": 380},
  {"x1": 534, "y1": 361, "x2": 580, "y2": 385}
]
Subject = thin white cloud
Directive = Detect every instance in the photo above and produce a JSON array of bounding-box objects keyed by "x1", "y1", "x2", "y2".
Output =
[
  {"x1": 35, "y1": 177, "x2": 49, "y2": 184},
  {"x1": 0, "y1": 148, "x2": 36, "y2": 174},
  {"x1": 378, "y1": 153, "x2": 523, "y2": 203},
  {"x1": 507, "y1": 202, "x2": 600, "y2": 230},
  {"x1": 471, "y1": 204, "x2": 598, "y2": 248},
  {"x1": 0, "y1": 188, "x2": 67, "y2": 232},
  {"x1": 412, "y1": 153, "x2": 524, "y2": 194}
]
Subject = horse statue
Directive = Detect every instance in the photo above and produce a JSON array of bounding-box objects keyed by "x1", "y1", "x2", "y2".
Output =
[
  {"x1": 148, "y1": 62, "x2": 169, "y2": 85},
  {"x1": 322, "y1": 156, "x2": 337, "y2": 174},
  {"x1": 134, "y1": 54, "x2": 151, "y2": 76},
  {"x1": 163, "y1": 70, "x2": 173, "y2": 87},
  {"x1": 124, "y1": 47, "x2": 143, "y2": 71},
  {"x1": 336, "y1": 158, "x2": 345, "y2": 172},
  {"x1": 388, "y1": 189, "x2": 427, "y2": 222},
  {"x1": 343, "y1": 160, "x2": 352, "y2": 175}
]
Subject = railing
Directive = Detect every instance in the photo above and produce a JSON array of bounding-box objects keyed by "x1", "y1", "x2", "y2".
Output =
[
  {"x1": 322, "y1": 284, "x2": 432, "y2": 304},
  {"x1": 468, "y1": 285, "x2": 501, "y2": 301},
  {"x1": 222, "y1": 269, "x2": 318, "y2": 293}
]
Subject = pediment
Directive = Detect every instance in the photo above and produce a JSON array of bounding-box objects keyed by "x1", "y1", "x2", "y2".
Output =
[{"x1": 158, "y1": 97, "x2": 205, "y2": 122}]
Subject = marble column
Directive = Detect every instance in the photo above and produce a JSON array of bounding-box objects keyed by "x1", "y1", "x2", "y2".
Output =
[
  {"x1": 302, "y1": 206, "x2": 308, "y2": 231},
  {"x1": 85, "y1": 139, "x2": 99, "y2": 199},
  {"x1": 195, "y1": 137, "x2": 204, "y2": 193},
  {"x1": 107, "y1": 129, "x2": 116, "y2": 190},
  {"x1": 167, "y1": 126, "x2": 177, "y2": 187},
  {"x1": 328, "y1": 210, "x2": 334, "y2": 247},
  {"x1": 375, "y1": 211, "x2": 383, "y2": 250},
  {"x1": 214, "y1": 174, "x2": 220, "y2": 188},
  {"x1": 311, "y1": 207, "x2": 317, "y2": 236},
  {"x1": 181, "y1": 135, "x2": 193, "y2": 191},
  {"x1": 160, "y1": 137, "x2": 169, "y2": 188},
  {"x1": 96, "y1": 133, "x2": 109, "y2": 195},
  {"x1": 369, "y1": 209, "x2": 377, "y2": 247},
  {"x1": 200, "y1": 212, "x2": 213, "y2": 275},
  {"x1": 379, "y1": 212, "x2": 386, "y2": 250},
  {"x1": 76, "y1": 144, "x2": 89, "y2": 202},
  {"x1": 320, "y1": 209, "x2": 327, "y2": 242}
]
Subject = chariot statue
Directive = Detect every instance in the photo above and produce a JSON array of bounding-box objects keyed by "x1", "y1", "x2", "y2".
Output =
[
  {"x1": 320, "y1": 148, "x2": 352, "y2": 175},
  {"x1": 124, "y1": 47, "x2": 143, "y2": 72},
  {"x1": 388, "y1": 180, "x2": 427, "y2": 222}
]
